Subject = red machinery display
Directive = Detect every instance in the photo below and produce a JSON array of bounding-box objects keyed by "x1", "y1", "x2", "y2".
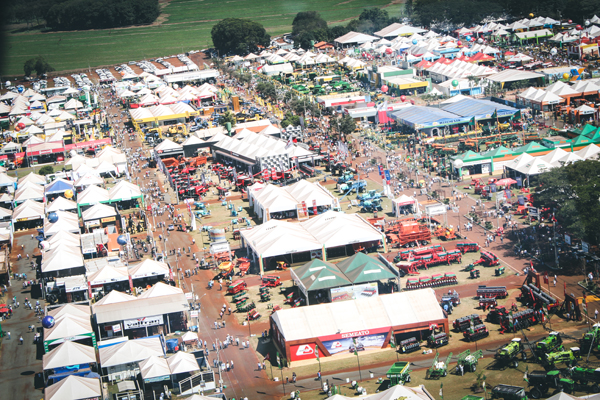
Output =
[
  {"x1": 476, "y1": 285, "x2": 508, "y2": 299},
  {"x1": 453, "y1": 314, "x2": 483, "y2": 332},
  {"x1": 455, "y1": 242, "x2": 481, "y2": 253},
  {"x1": 396, "y1": 247, "x2": 462, "y2": 275},
  {"x1": 463, "y1": 324, "x2": 490, "y2": 342},
  {"x1": 386, "y1": 218, "x2": 432, "y2": 248},
  {"x1": 474, "y1": 251, "x2": 500, "y2": 267},
  {"x1": 498, "y1": 308, "x2": 539, "y2": 333},
  {"x1": 404, "y1": 273, "x2": 457, "y2": 290}
]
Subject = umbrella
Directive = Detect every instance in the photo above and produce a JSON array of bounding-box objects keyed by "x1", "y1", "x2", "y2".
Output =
[
  {"x1": 0, "y1": 304, "x2": 6, "y2": 307},
  {"x1": 0, "y1": 308, "x2": 8, "y2": 313},
  {"x1": 495, "y1": 178, "x2": 517, "y2": 186}
]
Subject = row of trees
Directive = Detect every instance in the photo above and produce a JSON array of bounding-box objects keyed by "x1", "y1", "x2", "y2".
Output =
[
  {"x1": 211, "y1": 18, "x2": 271, "y2": 56},
  {"x1": 292, "y1": 8, "x2": 399, "y2": 49},
  {"x1": 4, "y1": 0, "x2": 159, "y2": 30},
  {"x1": 24, "y1": 56, "x2": 55, "y2": 77}
]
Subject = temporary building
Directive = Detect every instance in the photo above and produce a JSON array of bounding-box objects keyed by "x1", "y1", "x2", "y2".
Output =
[
  {"x1": 81, "y1": 203, "x2": 117, "y2": 222},
  {"x1": 47, "y1": 230, "x2": 81, "y2": 248},
  {"x1": 0, "y1": 207, "x2": 12, "y2": 222},
  {"x1": 44, "y1": 211, "x2": 80, "y2": 236},
  {"x1": 440, "y1": 98, "x2": 519, "y2": 120},
  {"x1": 48, "y1": 303, "x2": 90, "y2": 320},
  {"x1": 44, "y1": 375, "x2": 101, "y2": 400},
  {"x1": 241, "y1": 219, "x2": 322, "y2": 259},
  {"x1": 43, "y1": 313, "x2": 95, "y2": 351},
  {"x1": 41, "y1": 248, "x2": 84, "y2": 276},
  {"x1": 139, "y1": 356, "x2": 171, "y2": 381},
  {"x1": 14, "y1": 182, "x2": 45, "y2": 204},
  {"x1": 19, "y1": 172, "x2": 46, "y2": 186},
  {"x1": 167, "y1": 351, "x2": 200, "y2": 375},
  {"x1": 12, "y1": 199, "x2": 44, "y2": 223},
  {"x1": 290, "y1": 259, "x2": 352, "y2": 305},
  {"x1": 87, "y1": 265, "x2": 130, "y2": 286},
  {"x1": 77, "y1": 185, "x2": 110, "y2": 206},
  {"x1": 43, "y1": 341, "x2": 97, "y2": 371},
  {"x1": 45, "y1": 178, "x2": 74, "y2": 196},
  {"x1": 271, "y1": 289, "x2": 446, "y2": 362},
  {"x1": 46, "y1": 196, "x2": 78, "y2": 213},
  {"x1": 95, "y1": 161, "x2": 118, "y2": 176},
  {"x1": 108, "y1": 180, "x2": 143, "y2": 202},
  {"x1": 0, "y1": 173, "x2": 17, "y2": 187},
  {"x1": 74, "y1": 173, "x2": 104, "y2": 189},
  {"x1": 301, "y1": 211, "x2": 385, "y2": 250},
  {"x1": 541, "y1": 148, "x2": 569, "y2": 164},
  {"x1": 335, "y1": 252, "x2": 396, "y2": 284},
  {"x1": 98, "y1": 336, "x2": 164, "y2": 369},
  {"x1": 576, "y1": 144, "x2": 600, "y2": 160},
  {"x1": 128, "y1": 259, "x2": 169, "y2": 280},
  {"x1": 554, "y1": 152, "x2": 583, "y2": 166},
  {"x1": 515, "y1": 158, "x2": 554, "y2": 176},
  {"x1": 325, "y1": 384, "x2": 433, "y2": 400}
]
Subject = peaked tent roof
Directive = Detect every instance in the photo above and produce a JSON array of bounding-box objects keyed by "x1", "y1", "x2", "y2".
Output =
[
  {"x1": 12, "y1": 199, "x2": 44, "y2": 222},
  {"x1": 291, "y1": 259, "x2": 352, "y2": 292},
  {"x1": 128, "y1": 259, "x2": 169, "y2": 279},
  {"x1": 167, "y1": 351, "x2": 200, "y2": 374},
  {"x1": 81, "y1": 203, "x2": 117, "y2": 221},
  {"x1": 18, "y1": 172, "x2": 46, "y2": 185},
  {"x1": 139, "y1": 355, "x2": 171, "y2": 380},
  {"x1": 98, "y1": 336, "x2": 164, "y2": 368},
  {"x1": 481, "y1": 146, "x2": 513, "y2": 158},
  {"x1": 48, "y1": 303, "x2": 90, "y2": 319},
  {"x1": 335, "y1": 252, "x2": 396, "y2": 284},
  {"x1": 46, "y1": 196, "x2": 77, "y2": 213},
  {"x1": 512, "y1": 141, "x2": 547, "y2": 154},
  {"x1": 575, "y1": 144, "x2": 600, "y2": 160},
  {"x1": 77, "y1": 185, "x2": 109, "y2": 205},
  {"x1": 94, "y1": 290, "x2": 136, "y2": 306},
  {"x1": 301, "y1": 211, "x2": 384, "y2": 249},
  {"x1": 45, "y1": 178, "x2": 74, "y2": 194},
  {"x1": 43, "y1": 341, "x2": 97, "y2": 370},
  {"x1": 44, "y1": 375, "x2": 101, "y2": 400},
  {"x1": 44, "y1": 314, "x2": 93, "y2": 342}
]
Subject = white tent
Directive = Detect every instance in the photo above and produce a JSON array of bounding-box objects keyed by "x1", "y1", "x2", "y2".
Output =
[
  {"x1": 48, "y1": 303, "x2": 90, "y2": 319},
  {"x1": 44, "y1": 211, "x2": 80, "y2": 236},
  {"x1": 324, "y1": 384, "x2": 433, "y2": 400},
  {"x1": 46, "y1": 196, "x2": 78, "y2": 213},
  {"x1": 77, "y1": 185, "x2": 109, "y2": 205},
  {"x1": 154, "y1": 139, "x2": 183, "y2": 153},
  {"x1": 41, "y1": 249, "x2": 84, "y2": 274},
  {"x1": 138, "y1": 281, "x2": 183, "y2": 299},
  {"x1": 0, "y1": 172, "x2": 17, "y2": 187},
  {"x1": 12, "y1": 199, "x2": 44, "y2": 222},
  {"x1": 99, "y1": 337, "x2": 164, "y2": 368},
  {"x1": 541, "y1": 148, "x2": 569, "y2": 164},
  {"x1": 108, "y1": 180, "x2": 142, "y2": 201},
  {"x1": 167, "y1": 351, "x2": 200, "y2": 374},
  {"x1": 505, "y1": 152, "x2": 535, "y2": 171},
  {"x1": 240, "y1": 219, "x2": 322, "y2": 258},
  {"x1": 128, "y1": 259, "x2": 169, "y2": 279},
  {"x1": 18, "y1": 172, "x2": 45, "y2": 186},
  {"x1": 14, "y1": 183, "x2": 45, "y2": 204},
  {"x1": 554, "y1": 152, "x2": 583, "y2": 166},
  {"x1": 43, "y1": 341, "x2": 96, "y2": 370},
  {"x1": 87, "y1": 265, "x2": 129, "y2": 286},
  {"x1": 74, "y1": 173, "x2": 104, "y2": 189},
  {"x1": 139, "y1": 355, "x2": 171, "y2": 380},
  {"x1": 95, "y1": 161, "x2": 118, "y2": 176},
  {"x1": 575, "y1": 144, "x2": 600, "y2": 160},
  {"x1": 301, "y1": 211, "x2": 383, "y2": 249},
  {"x1": 47, "y1": 230, "x2": 81, "y2": 248},
  {"x1": 515, "y1": 158, "x2": 553, "y2": 175},
  {"x1": 0, "y1": 207, "x2": 12, "y2": 221},
  {"x1": 44, "y1": 376, "x2": 101, "y2": 400},
  {"x1": 81, "y1": 203, "x2": 117, "y2": 221},
  {"x1": 44, "y1": 314, "x2": 92, "y2": 343},
  {"x1": 576, "y1": 104, "x2": 596, "y2": 115}
]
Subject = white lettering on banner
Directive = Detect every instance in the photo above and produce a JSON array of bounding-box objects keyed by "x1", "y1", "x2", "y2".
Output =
[
  {"x1": 123, "y1": 315, "x2": 164, "y2": 330},
  {"x1": 341, "y1": 330, "x2": 370, "y2": 339},
  {"x1": 190, "y1": 311, "x2": 199, "y2": 318},
  {"x1": 296, "y1": 344, "x2": 314, "y2": 356}
]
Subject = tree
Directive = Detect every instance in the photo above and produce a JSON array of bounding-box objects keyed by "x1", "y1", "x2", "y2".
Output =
[
  {"x1": 358, "y1": 8, "x2": 390, "y2": 33},
  {"x1": 332, "y1": 114, "x2": 356, "y2": 139},
  {"x1": 533, "y1": 160, "x2": 600, "y2": 245},
  {"x1": 256, "y1": 82, "x2": 277, "y2": 102},
  {"x1": 23, "y1": 56, "x2": 54, "y2": 77},
  {"x1": 292, "y1": 11, "x2": 328, "y2": 36},
  {"x1": 211, "y1": 18, "x2": 270, "y2": 56},
  {"x1": 412, "y1": 0, "x2": 504, "y2": 27},
  {"x1": 220, "y1": 111, "x2": 236, "y2": 130},
  {"x1": 328, "y1": 25, "x2": 349, "y2": 41},
  {"x1": 281, "y1": 112, "x2": 300, "y2": 128},
  {"x1": 38, "y1": 165, "x2": 54, "y2": 176}
]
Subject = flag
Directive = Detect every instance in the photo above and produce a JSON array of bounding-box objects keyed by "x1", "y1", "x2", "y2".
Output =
[
  {"x1": 523, "y1": 366, "x2": 529, "y2": 382},
  {"x1": 353, "y1": 338, "x2": 359, "y2": 356},
  {"x1": 439, "y1": 383, "x2": 443, "y2": 399},
  {"x1": 390, "y1": 334, "x2": 396, "y2": 348},
  {"x1": 564, "y1": 281, "x2": 567, "y2": 297},
  {"x1": 276, "y1": 351, "x2": 282, "y2": 369},
  {"x1": 468, "y1": 117, "x2": 476, "y2": 126},
  {"x1": 492, "y1": 109, "x2": 498, "y2": 120},
  {"x1": 285, "y1": 135, "x2": 294, "y2": 150},
  {"x1": 583, "y1": 295, "x2": 588, "y2": 316},
  {"x1": 315, "y1": 345, "x2": 319, "y2": 360}
]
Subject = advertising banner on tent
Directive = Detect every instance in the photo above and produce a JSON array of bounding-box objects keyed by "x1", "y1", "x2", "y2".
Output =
[
  {"x1": 330, "y1": 282, "x2": 378, "y2": 302},
  {"x1": 528, "y1": 207, "x2": 538, "y2": 219},
  {"x1": 124, "y1": 315, "x2": 164, "y2": 330},
  {"x1": 319, "y1": 327, "x2": 389, "y2": 355},
  {"x1": 289, "y1": 344, "x2": 317, "y2": 361}
]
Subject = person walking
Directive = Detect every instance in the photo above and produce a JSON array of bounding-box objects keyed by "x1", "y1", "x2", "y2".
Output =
[{"x1": 19, "y1": 336, "x2": 23, "y2": 345}]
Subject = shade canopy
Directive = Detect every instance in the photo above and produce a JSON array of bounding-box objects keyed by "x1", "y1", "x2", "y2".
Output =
[
  {"x1": 139, "y1": 355, "x2": 171, "y2": 380},
  {"x1": 167, "y1": 351, "x2": 200, "y2": 374},
  {"x1": 99, "y1": 336, "x2": 164, "y2": 368},
  {"x1": 291, "y1": 259, "x2": 352, "y2": 292},
  {"x1": 335, "y1": 252, "x2": 396, "y2": 284},
  {"x1": 43, "y1": 341, "x2": 97, "y2": 370},
  {"x1": 45, "y1": 376, "x2": 101, "y2": 400}
]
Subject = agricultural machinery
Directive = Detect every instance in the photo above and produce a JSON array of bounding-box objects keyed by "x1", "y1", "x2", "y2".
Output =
[
  {"x1": 477, "y1": 285, "x2": 508, "y2": 299},
  {"x1": 474, "y1": 251, "x2": 500, "y2": 267},
  {"x1": 404, "y1": 273, "x2": 457, "y2": 290},
  {"x1": 357, "y1": 189, "x2": 382, "y2": 202},
  {"x1": 399, "y1": 337, "x2": 421, "y2": 354},
  {"x1": 427, "y1": 332, "x2": 449, "y2": 349},
  {"x1": 535, "y1": 332, "x2": 563, "y2": 357},
  {"x1": 567, "y1": 366, "x2": 600, "y2": 393},
  {"x1": 518, "y1": 284, "x2": 560, "y2": 312},
  {"x1": 496, "y1": 338, "x2": 526, "y2": 368},
  {"x1": 427, "y1": 352, "x2": 452, "y2": 379},
  {"x1": 386, "y1": 218, "x2": 431, "y2": 248},
  {"x1": 453, "y1": 314, "x2": 483, "y2": 332},
  {"x1": 526, "y1": 370, "x2": 575, "y2": 398},
  {"x1": 544, "y1": 347, "x2": 581, "y2": 368},
  {"x1": 464, "y1": 324, "x2": 490, "y2": 342},
  {"x1": 457, "y1": 349, "x2": 483, "y2": 373},
  {"x1": 499, "y1": 308, "x2": 539, "y2": 333},
  {"x1": 491, "y1": 385, "x2": 528, "y2": 400},
  {"x1": 386, "y1": 361, "x2": 411, "y2": 386},
  {"x1": 455, "y1": 242, "x2": 481, "y2": 253},
  {"x1": 580, "y1": 323, "x2": 600, "y2": 353}
]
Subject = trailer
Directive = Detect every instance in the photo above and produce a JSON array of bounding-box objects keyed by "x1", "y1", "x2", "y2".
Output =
[
  {"x1": 477, "y1": 285, "x2": 508, "y2": 299},
  {"x1": 427, "y1": 332, "x2": 449, "y2": 349},
  {"x1": 386, "y1": 361, "x2": 412, "y2": 386},
  {"x1": 491, "y1": 385, "x2": 528, "y2": 400}
]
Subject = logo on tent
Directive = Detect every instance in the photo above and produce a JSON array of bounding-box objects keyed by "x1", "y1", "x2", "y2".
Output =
[{"x1": 296, "y1": 344, "x2": 314, "y2": 356}]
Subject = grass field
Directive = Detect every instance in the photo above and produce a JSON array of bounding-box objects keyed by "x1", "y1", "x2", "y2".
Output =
[{"x1": 2, "y1": 0, "x2": 403, "y2": 76}]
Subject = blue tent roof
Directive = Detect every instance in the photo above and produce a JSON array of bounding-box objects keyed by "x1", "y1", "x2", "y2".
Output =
[
  {"x1": 45, "y1": 179, "x2": 74, "y2": 195},
  {"x1": 388, "y1": 106, "x2": 469, "y2": 129},
  {"x1": 441, "y1": 98, "x2": 518, "y2": 120}
]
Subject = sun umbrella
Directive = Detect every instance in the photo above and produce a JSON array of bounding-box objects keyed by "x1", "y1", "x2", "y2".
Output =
[{"x1": 495, "y1": 178, "x2": 517, "y2": 186}]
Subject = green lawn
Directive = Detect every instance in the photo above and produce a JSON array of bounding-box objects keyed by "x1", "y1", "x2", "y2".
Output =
[{"x1": 2, "y1": 0, "x2": 401, "y2": 76}]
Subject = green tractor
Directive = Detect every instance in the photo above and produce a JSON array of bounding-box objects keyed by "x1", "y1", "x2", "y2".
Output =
[
  {"x1": 496, "y1": 338, "x2": 527, "y2": 368},
  {"x1": 491, "y1": 384, "x2": 528, "y2": 400},
  {"x1": 457, "y1": 349, "x2": 483, "y2": 373},
  {"x1": 580, "y1": 323, "x2": 600, "y2": 353},
  {"x1": 427, "y1": 352, "x2": 452, "y2": 379},
  {"x1": 567, "y1": 366, "x2": 600, "y2": 393},
  {"x1": 535, "y1": 332, "x2": 563, "y2": 357},
  {"x1": 525, "y1": 370, "x2": 575, "y2": 398},
  {"x1": 544, "y1": 347, "x2": 581, "y2": 369},
  {"x1": 386, "y1": 361, "x2": 411, "y2": 386}
]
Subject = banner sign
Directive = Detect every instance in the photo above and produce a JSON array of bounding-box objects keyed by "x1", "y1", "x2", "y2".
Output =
[
  {"x1": 330, "y1": 282, "x2": 378, "y2": 302},
  {"x1": 123, "y1": 315, "x2": 164, "y2": 330},
  {"x1": 320, "y1": 327, "x2": 389, "y2": 355}
]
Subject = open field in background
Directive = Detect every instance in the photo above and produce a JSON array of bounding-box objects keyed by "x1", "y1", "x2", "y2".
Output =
[{"x1": 2, "y1": 0, "x2": 403, "y2": 76}]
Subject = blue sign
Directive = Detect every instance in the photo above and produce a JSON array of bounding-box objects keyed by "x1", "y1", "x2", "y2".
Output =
[
  {"x1": 384, "y1": 170, "x2": 391, "y2": 181},
  {"x1": 378, "y1": 165, "x2": 384, "y2": 177}
]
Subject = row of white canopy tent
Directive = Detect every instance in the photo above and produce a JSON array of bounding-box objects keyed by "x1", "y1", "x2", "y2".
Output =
[
  {"x1": 86, "y1": 259, "x2": 169, "y2": 287},
  {"x1": 506, "y1": 144, "x2": 600, "y2": 176},
  {"x1": 75, "y1": 180, "x2": 142, "y2": 207}
]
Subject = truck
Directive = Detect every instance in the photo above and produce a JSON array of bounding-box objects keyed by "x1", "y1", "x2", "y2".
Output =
[
  {"x1": 526, "y1": 370, "x2": 575, "y2": 398},
  {"x1": 496, "y1": 338, "x2": 526, "y2": 368}
]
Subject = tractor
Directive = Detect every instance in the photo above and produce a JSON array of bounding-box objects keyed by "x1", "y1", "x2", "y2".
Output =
[
  {"x1": 544, "y1": 347, "x2": 581, "y2": 368},
  {"x1": 567, "y1": 366, "x2": 600, "y2": 393},
  {"x1": 580, "y1": 323, "x2": 600, "y2": 353},
  {"x1": 496, "y1": 338, "x2": 527, "y2": 368},
  {"x1": 457, "y1": 349, "x2": 483, "y2": 373},
  {"x1": 426, "y1": 352, "x2": 452, "y2": 379},
  {"x1": 526, "y1": 370, "x2": 575, "y2": 398},
  {"x1": 534, "y1": 332, "x2": 563, "y2": 357}
]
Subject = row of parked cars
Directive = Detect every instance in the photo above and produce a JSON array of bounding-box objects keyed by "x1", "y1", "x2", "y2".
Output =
[
  {"x1": 115, "y1": 64, "x2": 136, "y2": 76},
  {"x1": 53, "y1": 77, "x2": 71, "y2": 87},
  {"x1": 95, "y1": 68, "x2": 117, "y2": 82},
  {"x1": 71, "y1": 73, "x2": 93, "y2": 87}
]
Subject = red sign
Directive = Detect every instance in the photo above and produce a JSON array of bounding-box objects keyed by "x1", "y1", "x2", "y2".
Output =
[
  {"x1": 312, "y1": 199, "x2": 317, "y2": 215},
  {"x1": 318, "y1": 326, "x2": 391, "y2": 342},
  {"x1": 289, "y1": 344, "x2": 317, "y2": 361},
  {"x1": 301, "y1": 201, "x2": 308, "y2": 215}
]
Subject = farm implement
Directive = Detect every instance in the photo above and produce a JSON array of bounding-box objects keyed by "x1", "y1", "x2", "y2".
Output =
[
  {"x1": 404, "y1": 273, "x2": 457, "y2": 290},
  {"x1": 464, "y1": 324, "x2": 490, "y2": 342},
  {"x1": 386, "y1": 218, "x2": 431, "y2": 248},
  {"x1": 457, "y1": 349, "x2": 483, "y2": 373},
  {"x1": 427, "y1": 352, "x2": 452, "y2": 379}
]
